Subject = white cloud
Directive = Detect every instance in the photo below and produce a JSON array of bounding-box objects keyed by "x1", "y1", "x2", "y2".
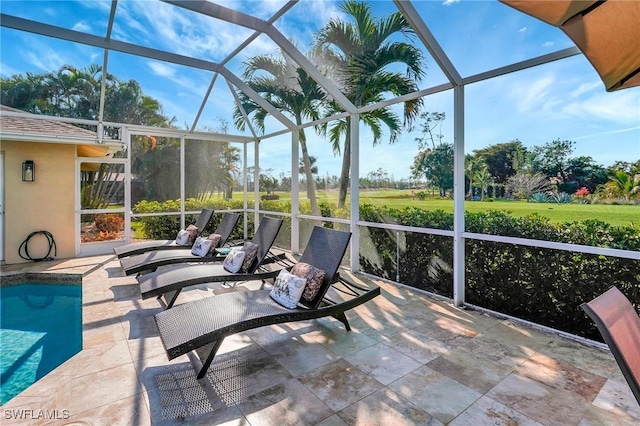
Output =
[
  {"x1": 508, "y1": 75, "x2": 555, "y2": 113},
  {"x1": 569, "y1": 81, "x2": 601, "y2": 99},
  {"x1": 542, "y1": 41, "x2": 554, "y2": 48},
  {"x1": 112, "y1": 1, "x2": 256, "y2": 63},
  {"x1": 21, "y1": 40, "x2": 66, "y2": 71},
  {"x1": 563, "y1": 90, "x2": 640, "y2": 125},
  {"x1": 443, "y1": 0, "x2": 460, "y2": 6},
  {"x1": 72, "y1": 21, "x2": 91, "y2": 32},
  {"x1": 148, "y1": 62, "x2": 176, "y2": 79},
  {"x1": 519, "y1": 26, "x2": 527, "y2": 33}
]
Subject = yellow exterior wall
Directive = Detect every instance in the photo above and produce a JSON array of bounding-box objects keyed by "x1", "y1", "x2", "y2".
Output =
[{"x1": 2, "y1": 141, "x2": 76, "y2": 264}]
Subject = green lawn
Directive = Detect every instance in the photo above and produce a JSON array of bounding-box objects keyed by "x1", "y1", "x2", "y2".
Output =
[{"x1": 256, "y1": 189, "x2": 639, "y2": 228}]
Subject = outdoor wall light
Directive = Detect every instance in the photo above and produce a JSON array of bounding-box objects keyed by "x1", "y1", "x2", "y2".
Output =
[{"x1": 22, "y1": 160, "x2": 35, "y2": 182}]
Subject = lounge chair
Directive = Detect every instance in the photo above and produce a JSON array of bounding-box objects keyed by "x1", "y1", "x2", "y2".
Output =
[
  {"x1": 114, "y1": 208, "x2": 215, "y2": 258},
  {"x1": 153, "y1": 226, "x2": 381, "y2": 379},
  {"x1": 138, "y1": 216, "x2": 285, "y2": 309},
  {"x1": 119, "y1": 212, "x2": 242, "y2": 276},
  {"x1": 581, "y1": 287, "x2": 640, "y2": 404}
]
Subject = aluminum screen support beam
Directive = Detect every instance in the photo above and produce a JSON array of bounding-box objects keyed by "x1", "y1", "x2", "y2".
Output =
[
  {"x1": 265, "y1": 27, "x2": 357, "y2": 114},
  {"x1": 350, "y1": 114, "x2": 360, "y2": 273},
  {"x1": 166, "y1": 1, "x2": 356, "y2": 113},
  {"x1": 221, "y1": 68, "x2": 296, "y2": 130},
  {"x1": 218, "y1": 0, "x2": 298, "y2": 68},
  {"x1": 190, "y1": 73, "x2": 219, "y2": 132},
  {"x1": 452, "y1": 86, "x2": 465, "y2": 307},
  {"x1": 393, "y1": 0, "x2": 462, "y2": 86},
  {"x1": 0, "y1": 14, "x2": 220, "y2": 72},
  {"x1": 98, "y1": 1, "x2": 118, "y2": 132},
  {"x1": 228, "y1": 80, "x2": 260, "y2": 140},
  {"x1": 180, "y1": 136, "x2": 186, "y2": 229},
  {"x1": 243, "y1": 143, "x2": 248, "y2": 241},
  {"x1": 291, "y1": 131, "x2": 300, "y2": 254},
  {"x1": 254, "y1": 141, "x2": 260, "y2": 233},
  {"x1": 163, "y1": 0, "x2": 269, "y2": 32}
]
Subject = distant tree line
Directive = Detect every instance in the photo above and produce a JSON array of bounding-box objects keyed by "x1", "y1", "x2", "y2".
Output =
[{"x1": 410, "y1": 112, "x2": 639, "y2": 202}]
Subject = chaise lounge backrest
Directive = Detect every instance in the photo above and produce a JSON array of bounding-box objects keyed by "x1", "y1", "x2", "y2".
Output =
[
  {"x1": 214, "y1": 212, "x2": 241, "y2": 247},
  {"x1": 296, "y1": 226, "x2": 351, "y2": 309},
  {"x1": 581, "y1": 286, "x2": 640, "y2": 404},
  {"x1": 246, "y1": 217, "x2": 284, "y2": 273},
  {"x1": 194, "y1": 208, "x2": 215, "y2": 234}
]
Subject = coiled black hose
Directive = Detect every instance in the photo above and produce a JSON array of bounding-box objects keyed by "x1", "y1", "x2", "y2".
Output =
[{"x1": 18, "y1": 230, "x2": 57, "y2": 261}]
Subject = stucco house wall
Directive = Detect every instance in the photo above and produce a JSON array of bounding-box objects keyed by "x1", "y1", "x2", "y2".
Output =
[{"x1": 2, "y1": 141, "x2": 76, "y2": 264}]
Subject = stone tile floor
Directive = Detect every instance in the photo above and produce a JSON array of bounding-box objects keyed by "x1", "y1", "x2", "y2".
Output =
[{"x1": 1, "y1": 255, "x2": 639, "y2": 425}]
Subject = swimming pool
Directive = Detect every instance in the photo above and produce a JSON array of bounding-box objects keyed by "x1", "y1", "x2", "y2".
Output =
[{"x1": 0, "y1": 280, "x2": 82, "y2": 405}]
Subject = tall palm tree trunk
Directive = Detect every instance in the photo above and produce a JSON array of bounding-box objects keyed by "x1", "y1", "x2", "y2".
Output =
[
  {"x1": 338, "y1": 128, "x2": 351, "y2": 208},
  {"x1": 297, "y1": 125, "x2": 320, "y2": 217}
]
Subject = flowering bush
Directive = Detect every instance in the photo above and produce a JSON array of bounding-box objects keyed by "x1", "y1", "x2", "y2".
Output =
[
  {"x1": 94, "y1": 214, "x2": 124, "y2": 232},
  {"x1": 575, "y1": 187, "x2": 590, "y2": 197}
]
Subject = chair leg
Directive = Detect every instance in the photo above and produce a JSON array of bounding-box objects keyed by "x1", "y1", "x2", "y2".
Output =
[
  {"x1": 333, "y1": 312, "x2": 351, "y2": 331},
  {"x1": 194, "y1": 339, "x2": 224, "y2": 380},
  {"x1": 159, "y1": 289, "x2": 182, "y2": 309}
]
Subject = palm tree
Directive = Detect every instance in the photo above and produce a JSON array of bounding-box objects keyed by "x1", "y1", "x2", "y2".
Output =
[
  {"x1": 465, "y1": 156, "x2": 484, "y2": 199},
  {"x1": 299, "y1": 155, "x2": 319, "y2": 175},
  {"x1": 313, "y1": 0, "x2": 424, "y2": 207},
  {"x1": 474, "y1": 167, "x2": 493, "y2": 201},
  {"x1": 233, "y1": 53, "x2": 324, "y2": 216},
  {"x1": 605, "y1": 170, "x2": 640, "y2": 201}
]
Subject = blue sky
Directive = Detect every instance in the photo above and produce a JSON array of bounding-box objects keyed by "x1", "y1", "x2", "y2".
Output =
[{"x1": 1, "y1": 0, "x2": 639, "y2": 181}]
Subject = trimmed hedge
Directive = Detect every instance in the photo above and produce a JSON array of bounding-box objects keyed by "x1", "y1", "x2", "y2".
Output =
[
  {"x1": 133, "y1": 199, "x2": 248, "y2": 241},
  {"x1": 359, "y1": 205, "x2": 640, "y2": 341}
]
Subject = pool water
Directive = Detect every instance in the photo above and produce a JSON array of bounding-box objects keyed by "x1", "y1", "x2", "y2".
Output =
[{"x1": 0, "y1": 284, "x2": 82, "y2": 405}]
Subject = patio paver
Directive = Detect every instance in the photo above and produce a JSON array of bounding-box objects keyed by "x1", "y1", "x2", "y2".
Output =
[{"x1": 1, "y1": 255, "x2": 639, "y2": 425}]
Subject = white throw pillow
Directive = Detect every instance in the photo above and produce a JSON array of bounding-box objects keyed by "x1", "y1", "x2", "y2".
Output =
[
  {"x1": 269, "y1": 270, "x2": 307, "y2": 309},
  {"x1": 222, "y1": 247, "x2": 246, "y2": 273},
  {"x1": 191, "y1": 236, "x2": 213, "y2": 257},
  {"x1": 175, "y1": 229, "x2": 190, "y2": 245}
]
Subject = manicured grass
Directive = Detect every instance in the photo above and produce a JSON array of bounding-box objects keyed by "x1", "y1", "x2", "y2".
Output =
[{"x1": 255, "y1": 189, "x2": 639, "y2": 228}]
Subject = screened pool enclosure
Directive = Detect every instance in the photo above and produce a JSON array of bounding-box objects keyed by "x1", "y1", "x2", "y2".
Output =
[{"x1": 1, "y1": 0, "x2": 638, "y2": 341}]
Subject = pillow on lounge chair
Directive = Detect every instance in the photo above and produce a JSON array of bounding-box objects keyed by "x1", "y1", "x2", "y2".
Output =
[
  {"x1": 291, "y1": 262, "x2": 326, "y2": 306},
  {"x1": 186, "y1": 224, "x2": 199, "y2": 244},
  {"x1": 191, "y1": 237, "x2": 213, "y2": 257},
  {"x1": 270, "y1": 270, "x2": 307, "y2": 309},
  {"x1": 207, "y1": 233, "x2": 222, "y2": 254},
  {"x1": 240, "y1": 242, "x2": 259, "y2": 272},
  {"x1": 175, "y1": 229, "x2": 190, "y2": 245},
  {"x1": 223, "y1": 247, "x2": 246, "y2": 273}
]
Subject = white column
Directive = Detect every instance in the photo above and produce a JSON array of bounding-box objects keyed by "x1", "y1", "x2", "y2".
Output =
[
  {"x1": 254, "y1": 140, "x2": 260, "y2": 231},
  {"x1": 243, "y1": 142, "x2": 248, "y2": 240},
  {"x1": 180, "y1": 136, "x2": 186, "y2": 229},
  {"x1": 291, "y1": 131, "x2": 300, "y2": 254},
  {"x1": 453, "y1": 86, "x2": 465, "y2": 306},
  {"x1": 350, "y1": 114, "x2": 360, "y2": 273},
  {"x1": 123, "y1": 127, "x2": 131, "y2": 245}
]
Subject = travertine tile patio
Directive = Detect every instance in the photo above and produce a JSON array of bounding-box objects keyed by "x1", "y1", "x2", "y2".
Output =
[{"x1": 1, "y1": 255, "x2": 639, "y2": 425}]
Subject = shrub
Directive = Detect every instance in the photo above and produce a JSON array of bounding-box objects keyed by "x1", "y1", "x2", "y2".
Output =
[
  {"x1": 529, "y1": 192, "x2": 548, "y2": 203},
  {"x1": 575, "y1": 187, "x2": 590, "y2": 197},
  {"x1": 260, "y1": 194, "x2": 280, "y2": 201},
  {"x1": 134, "y1": 198, "x2": 246, "y2": 240},
  {"x1": 550, "y1": 192, "x2": 572, "y2": 203},
  {"x1": 415, "y1": 191, "x2": 428, "y2": 200},
  {"x1": 358, "y1": 204, "x2": 640, "y2": 342},
  {"x1": 94, "y1": 213, "x2": 124, "y2": 233}
]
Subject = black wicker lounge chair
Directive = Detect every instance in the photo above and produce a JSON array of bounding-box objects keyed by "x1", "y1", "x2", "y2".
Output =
[
  {"x1": 154, "y1": 227, "x2": 381, "y2": 379},
  {"x1": 119, "y1": 212, "x2": 243, "y2": 276},
  {"x1": 114, "y1": 208, "x2": 215, "y2": 258},
  {"x1": 138, "y1": 217, "x2": 285, "y2": 309},
  {"x1": 581, "y1": 287, "x2": 640, "y2": 405}
]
